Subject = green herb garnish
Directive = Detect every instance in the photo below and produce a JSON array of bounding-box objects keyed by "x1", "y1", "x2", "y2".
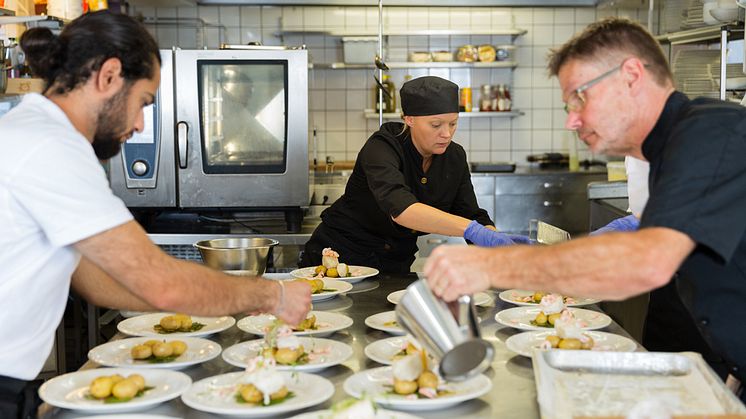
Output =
[
  {"x1": 153, "y1": 322, "x2": 205, "y2": 334},
  {"x1": 146, "y1": 354, "x2": 180, "y2": 364},
  {"x1": 529, "y1": 320, "x2": 554, "y2": 328}
]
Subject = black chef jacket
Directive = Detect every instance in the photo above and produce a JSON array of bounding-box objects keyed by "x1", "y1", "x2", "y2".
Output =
[
  {"x1": 301, "y1": 121, "x2": 493, "y2": 273},
  {"x1": 640, "y1": 91, "x2": 746, "y2": 387}
]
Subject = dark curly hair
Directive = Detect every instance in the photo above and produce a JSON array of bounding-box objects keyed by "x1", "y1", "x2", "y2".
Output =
[
  {"x1": 20, "y1": 10, "x2": 160, "y2": 95},
  {"x1": 547, "y1": 17, "x2": 672, "y2": 88}
]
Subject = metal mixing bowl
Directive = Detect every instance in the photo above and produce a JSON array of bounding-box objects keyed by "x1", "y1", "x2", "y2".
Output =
[{"x1": 194, "y1": 238, "x2": 279, "y2": 276}]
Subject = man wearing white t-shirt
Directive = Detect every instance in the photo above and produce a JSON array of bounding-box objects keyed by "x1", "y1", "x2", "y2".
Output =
[{"x1": 0, "y1": 12, "x2": 311, "y2": 418}]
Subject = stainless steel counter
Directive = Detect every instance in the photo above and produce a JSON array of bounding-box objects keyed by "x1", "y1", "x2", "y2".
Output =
[{"x1": 40, "y1": 274, "x2": 638, "y2": 418}]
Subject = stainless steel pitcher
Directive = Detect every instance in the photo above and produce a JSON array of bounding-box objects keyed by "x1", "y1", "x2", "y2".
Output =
[{"x1": 395, "y1": 279, "x2": 494, "y2": 382}]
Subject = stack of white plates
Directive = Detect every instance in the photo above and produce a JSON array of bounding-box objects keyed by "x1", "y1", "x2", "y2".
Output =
[
  {"x1": 673, "y1": 49, "x2": 721, "y2": 98},
  {"x1": 682, "y1": 0, "x2": 706, "y2": 28}
]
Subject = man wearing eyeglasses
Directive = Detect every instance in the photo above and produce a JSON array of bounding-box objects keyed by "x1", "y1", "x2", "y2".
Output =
[{"x1": 424, "y1": 17, "x2": 746, "y2": 400}]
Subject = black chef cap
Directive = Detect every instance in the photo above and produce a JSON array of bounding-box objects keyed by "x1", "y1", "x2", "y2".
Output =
[{"x1": 400, "y1": 76, "x2": 459, "y2": 116}]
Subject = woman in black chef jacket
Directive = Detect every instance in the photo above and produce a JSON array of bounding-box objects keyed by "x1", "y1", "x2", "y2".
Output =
[{"x1": 300, "y1": 76, "x2": 525, "y2": 274}]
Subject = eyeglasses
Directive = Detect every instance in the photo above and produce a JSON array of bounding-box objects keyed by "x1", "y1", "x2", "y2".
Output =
[{"x1": 563, "y1": 64, "x2": 622, "y2": 114}]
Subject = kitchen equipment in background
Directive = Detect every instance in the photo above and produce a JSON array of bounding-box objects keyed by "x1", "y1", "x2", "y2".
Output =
[
  {"x1": 194, "y1": 237, "x2": 278, "y2": 275},
  {"x1": 396, "y1": 279, "x2": 494, "y2": 382},
  {"x1": 477, "y1": 45, "x2": 496, "y2": 62},
  {"x1": 109, "y1": 47, "x2": 309, "y2": 232},
  {"x1": 606, "y1": 161, "x2": 627, "y2": 181},
  {"x1": 527, "y1": 152, "x2": 569, "y2": 168},
  {"x1": 469, "y1": 161, "x2": 516, "y2": 173},
  {"x1": 495, "y1": 45, "x2": 516, "y2": 62},
  {"x1": 431, "y1": 50, "x2": 453, "y2": 62},
  {"x1": 408, "y1": 51, "x2": 431, "y2": 62},
  {"x1": 311, "y1": 183, "x2": 345, "y2": 205},
  {"x1": 342, "y1": 36, "x2": 379, "y2": 65},
  {"x1": 529, "y1": 219, "x2": 571, "y2": 245}
]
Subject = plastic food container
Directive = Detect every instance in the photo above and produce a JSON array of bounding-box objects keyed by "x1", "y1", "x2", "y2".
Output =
[{"x1": 342, "y1": 37, "x2": 380, "y2": 64}]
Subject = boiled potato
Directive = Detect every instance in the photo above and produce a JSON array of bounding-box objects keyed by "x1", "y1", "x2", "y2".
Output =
[
  {"x1": 270, "y1": 386, "x2": 289, "y2": 401},
  {"x1": 127, "y1": 374, "x2": 146, "y2": 391},
  {"x1": 405, "y1": 342, "x2": 419, "y2": 355},
  {"x1": 580, "y1": 336, "x2": 595, "y2": 350},
  {"x1": 170, "y1": 340, "x2": 187, "y2": 356},
  {"x1": 558, "y1": 338, "x2": 582, "y2": 350},
  {"x1": 262, "y1": 347, "x2": 275, "y2": 359},
  {"x1": 152, "y1": 342, "x2": 174, "y2": 358},
  {"x1": 312, "y1": 279, "x2": 325, "y2": 293},
  {"x1": 547, "y1": 313, "x2": 561, "y2": 326},
  {"x1": 545, "y1": 335, "x2": 561, "y2": 348},
  {"x1": 534, "y1": 312, "x2": 548, "y2": 326},
  {"x1": 112, "y1": 379, "x2": 138, "y2": 400},
  {"x1": 143, "y1": 340, "x2": 160, "y2": 347},
  {"x1": 131, "y1": 344, "x2": 152, "y2": 360},
  {"x1": 532, "y1": 292, "x2": 546, "y2": 304},
  {"x1": 174, "y1": 314, "x2": 192, "y2": 330},
  {"x1": 274, "y1": 347, "x2": 301, "y2": 364},
  {"x1": 326, "y1": 267, "x2": 339, "y2": 278},
  {"x1": 110, "y1": 374, "x2": 125, "y2": 385},
  {"x1": 417, "y1": 371, "x2": 439, "y2": 389},
  {"x1": 89, "y1": 376, "x2": 114, "y2": 399},
  {"x1": 295, "y1": 314, "x2": 316, "y2": 331},
  {"x1": 393, "y1": 378, "x2": 418, "y2": 395},
  {"x1": 240, "y1": 384, "x2": 263, "y2": 403},
  {"x1": 314, "y1": 265, "x2": 327, "y2": 275},
  {"x1": 159, "y1": 316, "x2": 180, "y2": 331}
]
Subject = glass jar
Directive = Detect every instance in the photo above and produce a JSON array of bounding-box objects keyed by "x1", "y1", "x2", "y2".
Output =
[
  {"x1": 373, "y1": 75, "x2": 396, "y2": 112},
  {"x1": 479, "y1": 84, "x2": 492, "y2": 112}
]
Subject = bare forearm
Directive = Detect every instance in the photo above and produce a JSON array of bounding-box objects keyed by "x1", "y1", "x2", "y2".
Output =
[
  {"x1": 75, "y1": 221, "x2": 280, "y2": 316},
  {"x1": 484, "y1": 228, "x2": 693, "y2": 300},
  {"x1": 392, "y1": 203, "x2": 473, "y2": 236},
  {"x1": 72, "y1": 257, "x2": 154, "y2": 311}
]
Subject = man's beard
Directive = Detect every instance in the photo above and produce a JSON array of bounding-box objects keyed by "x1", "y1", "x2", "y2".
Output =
[{"x1": 92, "y1": 85, "x2": 132, "y2": 160}]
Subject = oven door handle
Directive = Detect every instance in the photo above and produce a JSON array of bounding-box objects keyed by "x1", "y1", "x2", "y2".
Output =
[{"x1": 177, "y1": 121, "x2": 188, "y2": 169}]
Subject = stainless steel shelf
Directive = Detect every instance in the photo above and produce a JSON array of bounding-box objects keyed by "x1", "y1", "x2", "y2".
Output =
[
  {"x1": 313, "y1": 60, "x2": 517, "y2": 70},
  {"x1": 364, "y1": 109, "x2": 523, "y2": 119},
  {"x1": 0, "y1": 7, "x2": 14, "y2": 16},
  {"x1": 279, "y1": 27, "x2": 527, "y2": 37},
  {"x1": 656, "y1": 22, "x2": 744, "y2": 44}
]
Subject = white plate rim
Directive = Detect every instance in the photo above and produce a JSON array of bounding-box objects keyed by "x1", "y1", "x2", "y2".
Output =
[
  {"x1": 363, "y1": 336, "x2": 409, "y2": 365},
  {"x1": 221, "y1": 337, "x2": 353, "y2": 371},
  {"x1": 180, "y1": 371, "x2": 334, "y2": 416},
  {"x1": 116, "y1": 313, "x2": 236, "y2": 338},
  {"x1": 504, "y1": 330, "x2": 638, "y2": 357},
  {"x1": 87, "y1": 337, "x2": 222, "y2": 369},
  {"x1": 497, "y1": 289, "x2": 601, "y2": 307},
  {"x1": 494, "y1": 306, "x2": 611, "y2": 332},
  {"x1": 311, "y1": 279, "x2": 354, "y2": 301},
  {"x1": 364, "y1": 311, "x2": 405, "y2": 335},
  {"x1": 343, "y1": 366, "x2": 492, "y2": 410},
  {"x1": 236, "y1": 311, "x2": 354, "y2": 337},
  {"x1": 288, "y1": 408, "x2": 422, "y2": 419},
  {"x1": 387, "y1": 290, "x2": 492, "y2": 306},
  {"x1": 289, "y1": 265, "x2": 380, "y2": 284},
  {"x1": 38, "y1": 368, "x2": 191, "y2": 413}
]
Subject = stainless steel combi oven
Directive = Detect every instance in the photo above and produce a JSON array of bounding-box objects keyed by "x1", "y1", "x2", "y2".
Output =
[{"x1": 110, "y1": 47, "x2": 309, "y2": 232}]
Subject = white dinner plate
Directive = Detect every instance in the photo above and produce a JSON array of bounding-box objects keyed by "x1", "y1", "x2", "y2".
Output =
[
  {"x1": 364, "y1": 311, "x2": 405, "y2": 335},
  {"x1": 311, "y1": 279, "x2": 354, "y2": 302},
  {"x1": 290, "y1": 408, "x2": 422, "y2": 419},
  {"x1": 181, "y1": 371, "x2": 334, "y2": 417},
  {"x1": 387, "y1": 290, "x2": 492, "y2": 306},
  {"x1": 495, "y1": 307, "x2": 611, "y2": 332},
  {"x1": 117, "y1": 313, "x2": 235, "y2": 338},
  {"x1": 81, "y1": 415, "x2": 177, "y2": 419},
  {"x1": 343, "y1": 367, "x2": 492, "y2": 411},
  {"x1": 222, "y1": 337, "x2": 353, "y2": 372},
  {"x1": 498, "y1": 289, "x2": 601, "y2": 307},
  {"x1": 237, "y1": 311, "x2": 353, "y2": 338},
  {"x1": 38, "y1": 368, "x2": 191, "y2": 414},
  {"x1": 504, "y1": 330, "x2": 638, "y2": 357},
  {"x1": 88, "y1": 337, "x2": 221, "y2": 370},
  {"x1": 290, "y1": 265, "x2": 380, "y2": 284},
  {"x1": 364, "y1": 336, "x2": 412, "y2": 365}
]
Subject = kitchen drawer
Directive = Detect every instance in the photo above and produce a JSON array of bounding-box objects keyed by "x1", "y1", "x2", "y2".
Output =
[
  {"x1": 493, "y1": 193, "x2": 591, "y2": 234},
  {"x1": 493, "y1": 174, "x2": 605, "y2": 195}
]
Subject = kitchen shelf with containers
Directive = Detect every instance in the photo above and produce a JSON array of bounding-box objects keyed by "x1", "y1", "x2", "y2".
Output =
[{"x1": 364, "y1": 110, "x2": 523, "y2": 119}]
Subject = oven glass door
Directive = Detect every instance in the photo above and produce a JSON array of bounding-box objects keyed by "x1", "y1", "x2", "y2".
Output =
[{"x1": 198, "y1": 60, "x2": 288, "y2": 174}]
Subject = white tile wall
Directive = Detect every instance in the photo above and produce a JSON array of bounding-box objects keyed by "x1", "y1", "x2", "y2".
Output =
[{"x1": 132, "y1": 5, "x2": 654, "y2": 164}]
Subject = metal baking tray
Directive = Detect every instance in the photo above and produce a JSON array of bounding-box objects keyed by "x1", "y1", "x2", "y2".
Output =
[{"x1": 533, "y1": 350, "x2": 746, "y2": 419}]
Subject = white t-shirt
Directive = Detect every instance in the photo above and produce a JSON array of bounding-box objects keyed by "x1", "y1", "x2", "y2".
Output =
[
  {"x1": 625, "y1": 156, "x2": 650, "y2": 217},
  {"x1": 0, "y1": 94, "x2": 133, "y2": 380}
]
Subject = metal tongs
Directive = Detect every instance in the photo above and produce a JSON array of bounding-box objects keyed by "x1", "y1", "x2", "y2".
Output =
[{"x1": 529, "y1": 219, "x2": 571, "y2": 245}]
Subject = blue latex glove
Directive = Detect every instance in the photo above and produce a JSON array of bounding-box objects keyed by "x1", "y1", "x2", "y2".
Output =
[
  {"x1": 589, "y1": 214, "x2": 640, "y2": 236},
  {"x1": 463, "y1": 220, "x2": 533, "y2": 247}
]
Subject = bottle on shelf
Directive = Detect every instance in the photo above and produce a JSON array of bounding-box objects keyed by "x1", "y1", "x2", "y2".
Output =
[
  {"x1": 373, "y1": 75, "x2": 396, "y2": 113},
  {"x1": 497, "y1": 84, "x2": 512, "y2": 112},
  {"x1": 479, "y1": 84, "x2": 492, "y2": 112},
  {"x1": 459, "y1": 87, "x2": 472, "y2": 112}
]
